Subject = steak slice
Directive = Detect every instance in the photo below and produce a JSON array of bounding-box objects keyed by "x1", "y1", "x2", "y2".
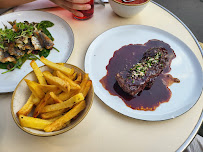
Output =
[{"x1": 115, "y1": 47, "x2": 169, "y2": 96}]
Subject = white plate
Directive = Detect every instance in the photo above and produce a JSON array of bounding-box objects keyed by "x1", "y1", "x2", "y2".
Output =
[
  {"x1": 85, "y1": 25, "x2": 203, "y2": 121},
  {"x1": 0, "y1": 11, "x2": 74, "y2": 93}
]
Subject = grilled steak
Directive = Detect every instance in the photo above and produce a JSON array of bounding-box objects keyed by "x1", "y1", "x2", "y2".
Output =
[{"x1": 115, "y1": 47, "x2": 169, "y2": 96}]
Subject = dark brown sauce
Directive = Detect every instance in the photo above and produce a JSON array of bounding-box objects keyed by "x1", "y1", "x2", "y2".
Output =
[{"x1": 100, "y1": 39, "x2": 180, "y2": 111}]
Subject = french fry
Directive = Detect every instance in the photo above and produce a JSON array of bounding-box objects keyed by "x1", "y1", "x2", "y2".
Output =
[
  {"x1": 51, "y1": 87, "x2": 63, "y2": 96},
  {"x1": 46, "y1": 115, "x2": 64, "y2": 122},
  {"x1": 46, "y1": 115, "x2": 71, "y2": 131},
  {"x1": 58, "y1": 91, "x2": 70, "y2": 101},
  {"x1": 74, "y1": 73, "x2": 82, "y2": 84},
  {"x1": 18, "y1": 58, "x2": 92, "y2": 132},
  {"x1": 45, "y1": 114, "x2": 71, "y2": 130},
  {"x1": 54, "y1": 120, "x2": 71, "y2": 131},
  {"x1": 30, "y1": 60, "x2": 47, "y2": 85},
  {"x1": 32, "y1": 96, "x2": 41, "y2": 105},
  {"x1": 43, "y1": 71, "x2": 70, "y2": 93},
  {"x1": 24, "y1": 79, "x2": 45, "y2": 99},
  {"x1": 38, "y1": 84, "x2": 58, "y2": 93},
  {"x1": 81, "y1": 80, "x2": 92, "y2": 98},
  {"x1": 58, "y1": 90, "x2": 80, "y2": 101},
  {"x1": 56, "y1": 71, "x2": 81, "y2": 90},
  {"x1": 19, "y1": 115, "x2": 53, "y2": 130},
  {"x1": 41, "y1": 93, "x2": 84, "y2": 113},
  {"x1": 33, "y1": 93, "x2": 51, "y2": 118},
  {"x1": 49, "y1": 92, "x2": 63, "y2": 103},
  {"x1": 40, "y1": 109, "x2": 67, "y2": 119},
  {"x1": 46, "y1": 89, "x2": 63, "y2": 105},
  {"x1": 17, "y1": 94, "x2": 34, "y2": 116},
  {"x1": 44, "y1": 100, "x2": 86, "y2": 132},
  {"x1": 52, "y1": 70, "x2": 57, "y2": 76},
  {"x1": 80, "y1": 73, "x2": 89, "y2": 91},
  {"x1": 20, "y1": 60, "x2": 46, "y2": 117},
  {"x1": 69, "y1": 72, "x2": 77, "y2": 80},
  {"x1": 40, "y1": 56, "x2": 74, "y2": 76},
  {"x1": 57, "y1": 63, "x2": 64, "y2": 66}
]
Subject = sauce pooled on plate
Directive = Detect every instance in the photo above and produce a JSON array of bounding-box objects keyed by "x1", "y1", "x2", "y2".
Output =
[{"x1": 100, "y1": 40, "x2": 180, "y2": 111}]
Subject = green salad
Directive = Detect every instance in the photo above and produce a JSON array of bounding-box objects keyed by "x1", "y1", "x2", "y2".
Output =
[{"x1": 0, "y1": 20, "x2": 59, "y2": 74}]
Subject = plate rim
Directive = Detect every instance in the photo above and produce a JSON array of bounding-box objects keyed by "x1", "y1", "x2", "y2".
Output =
[
  {"x1": 0, "y1": 10, "x2": 75, "y2": 93},
  {"x1": 84, "y1": 24, "x2": 203, "y2": 121}
]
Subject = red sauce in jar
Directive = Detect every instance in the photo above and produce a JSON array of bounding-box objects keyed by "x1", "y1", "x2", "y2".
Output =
[
  {"x1": 100, "y1": 40, "x2": 180, "y2": 111},
  {"x1": 116, "y1": 0, "x2": 148, "y2": 4}
]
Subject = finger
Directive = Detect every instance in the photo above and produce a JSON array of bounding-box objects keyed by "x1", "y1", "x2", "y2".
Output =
[
  {"x1": 50, "y1": 0, "x2": 64, "y2": 6},
  {"x1": 72, "y1": 10, "x2": 84, "y2": 17},
  {"x1": 65, "y1": 0, "x2": 90, "y2": 4},
  {"x1": 62, "y1": 6, "x2": 84, "y2": 17},
  {"x1": 72, "y1": 4, "x2": 91, "y2": 10},
  {"x1": 62, "y1": 2, "x2": 91, "y2": 10}
]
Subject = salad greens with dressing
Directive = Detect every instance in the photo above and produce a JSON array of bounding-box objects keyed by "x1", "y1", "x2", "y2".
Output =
[{"x1": 0, "y1": 20, "x2": 59, "y2": 74}]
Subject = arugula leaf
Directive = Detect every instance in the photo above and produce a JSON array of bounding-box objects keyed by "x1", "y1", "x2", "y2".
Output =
[
  {"x1": 38, "y1": 21, "x2": 54, "y2": 29},
  {"x1": 1, "y1": 54, "x2": 39, "y2": 74},
  {"x1": 37, "y1": 21, "x2": 54, "y2": 41},
  {"x1": 0, "y1": 43, "x2": 4, "y2": 49},
  {"x1": 27, "y1": 54, "x2": 40, "y2": 60},
  {"x1": 0, "y1": 62, "x2": 14, "y2": 69},
  {"x1": 0, "y1": 28, "x2": 17, "y2": 43},
  {"x1": 39, "y1": 49, "x2": 50, "y2": 58},
  {"x1": 16, "y1": 22, "x2": 34, "y2": 36},
  {"x1": 41, "y1": 28, "x2": 54, "y2": 41},
  {"x1": 53, "y1": 47, "x2": 60, "y2": 52},
  {"x1": 17, "y1": 54, "x2": 40, "y2": 69},
  {"x1": 1, "y1": 60, "x2": 20, "y2": 74},
  {"x1": 16, "y1": 57, "x2": 26, "y2": 69}
]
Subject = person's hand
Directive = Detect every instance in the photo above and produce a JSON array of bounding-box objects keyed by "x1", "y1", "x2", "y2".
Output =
[{"x1": 50, "y1": 0, "x2": 91, "y2": 17}]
